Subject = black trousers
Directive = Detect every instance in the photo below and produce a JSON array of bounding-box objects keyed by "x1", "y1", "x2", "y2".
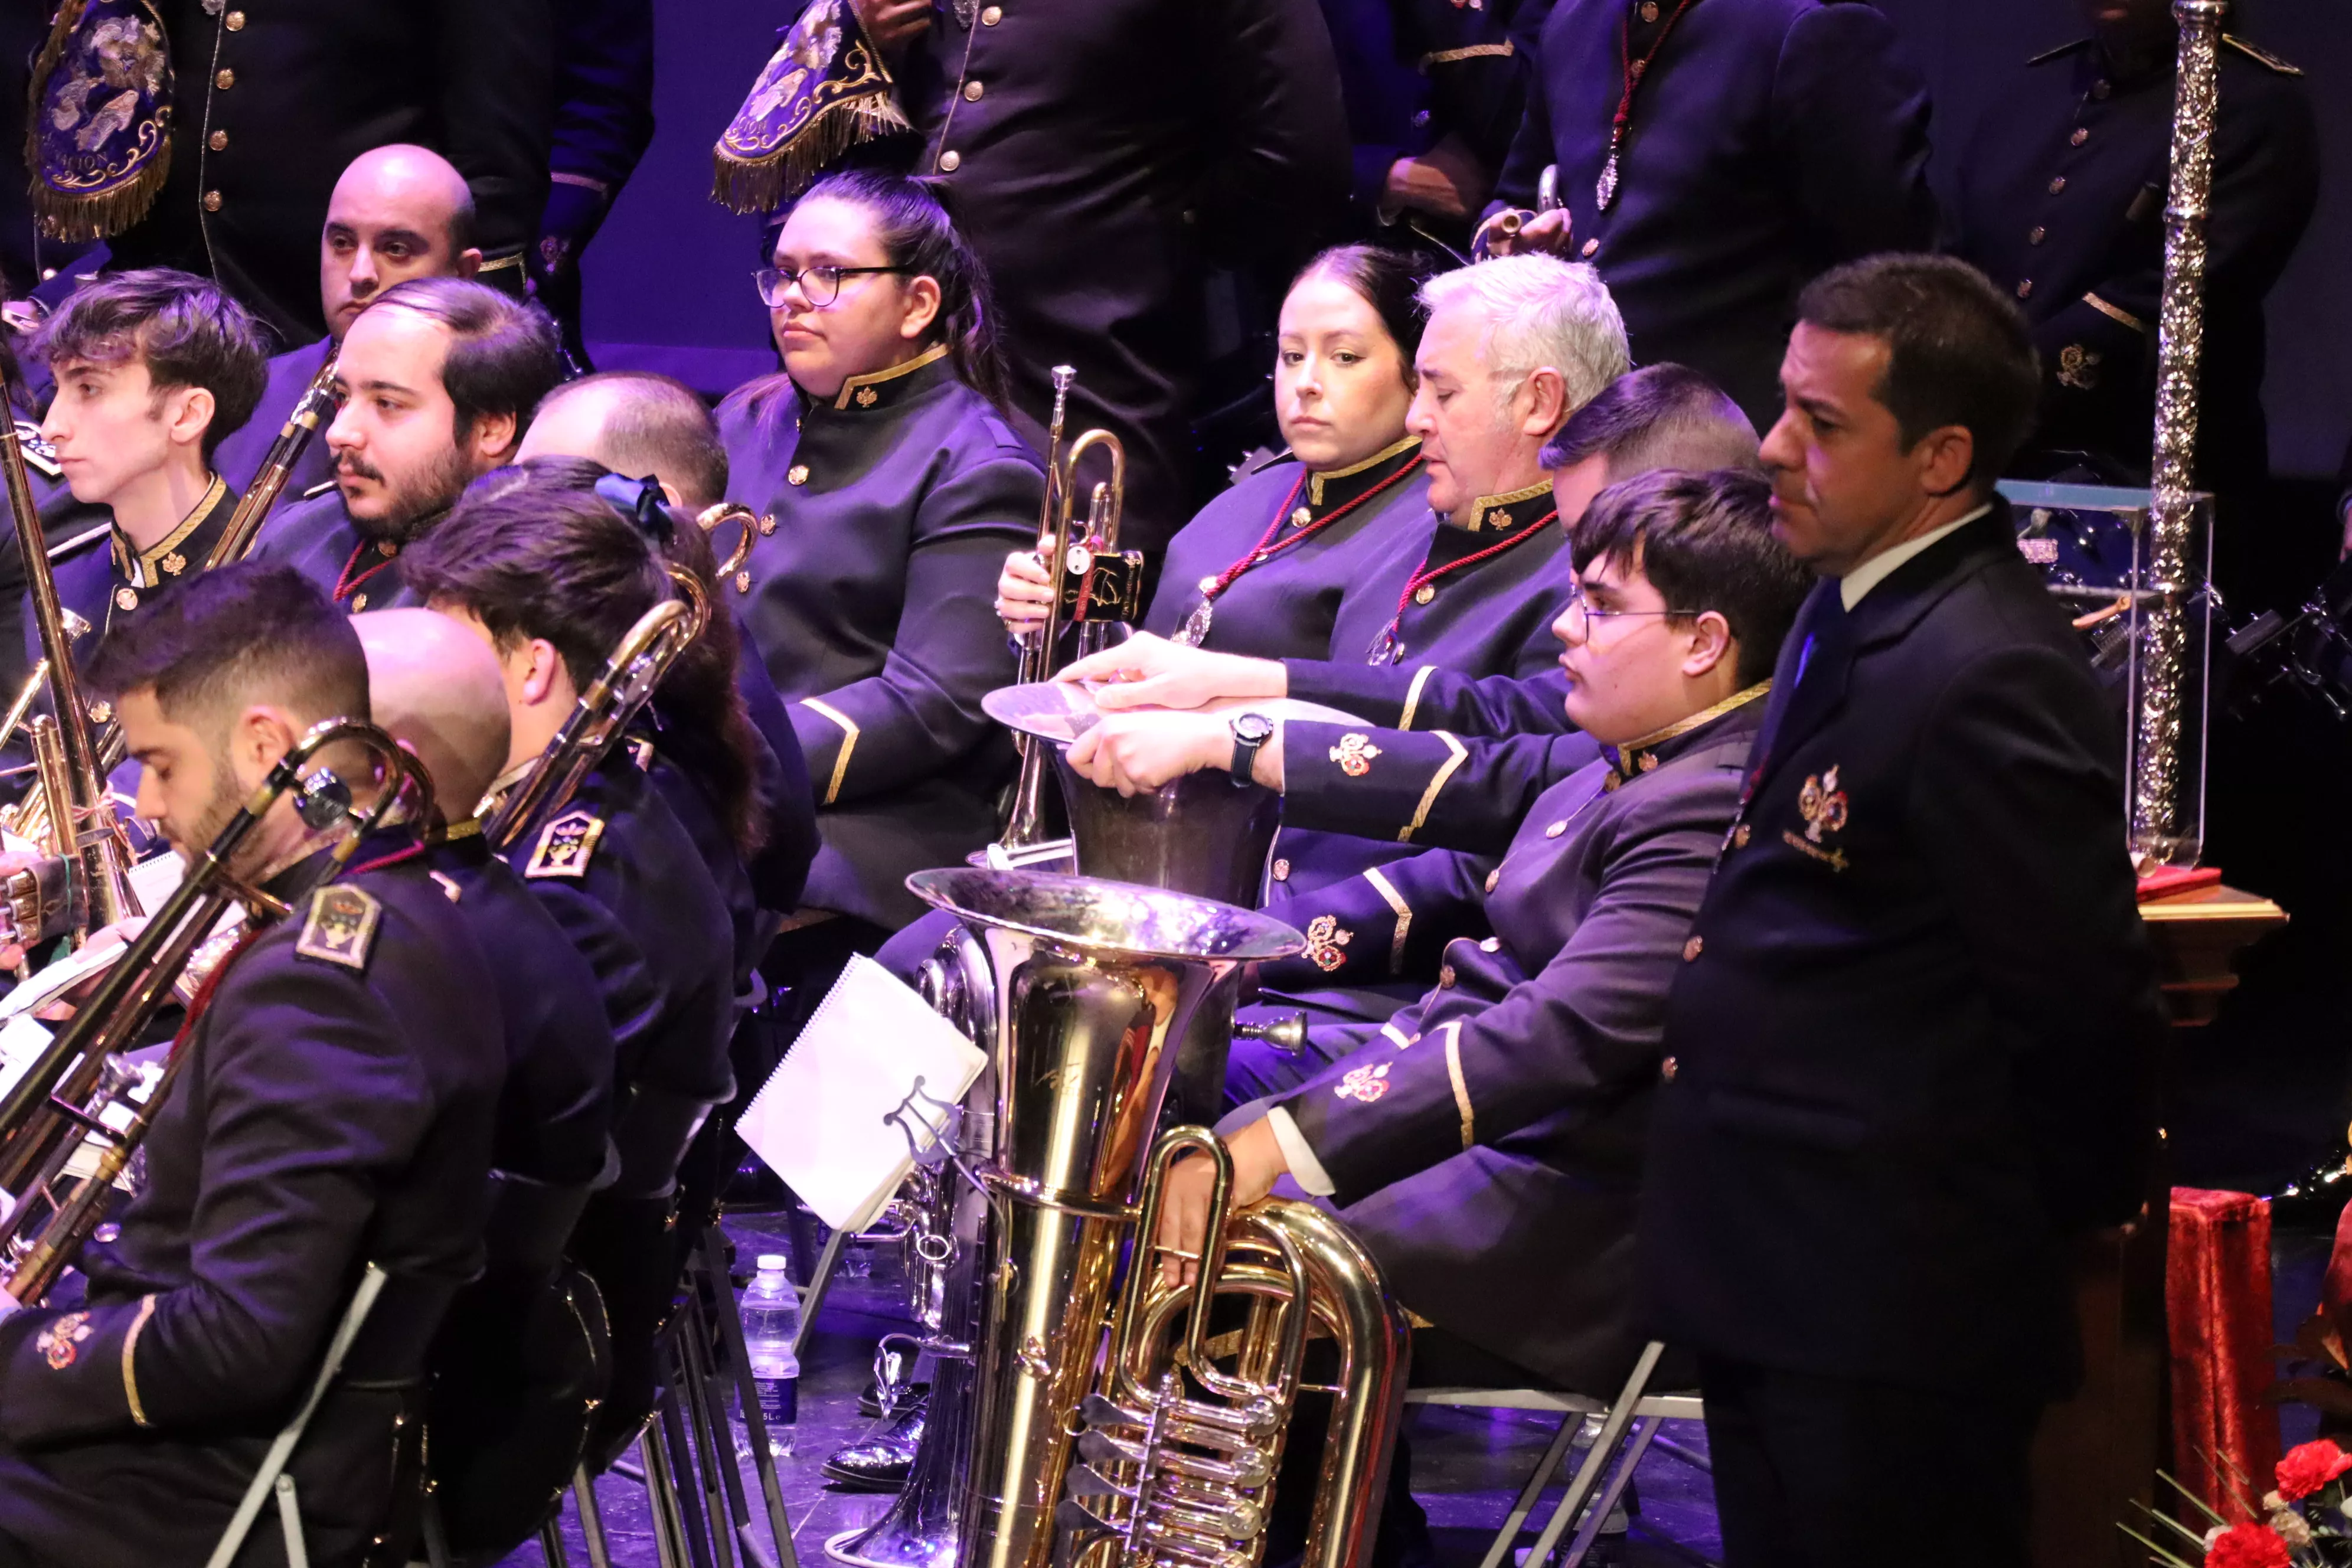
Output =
[{"x1": 1698, "y1": 1355, "x2": 2046, "y2": 1568}]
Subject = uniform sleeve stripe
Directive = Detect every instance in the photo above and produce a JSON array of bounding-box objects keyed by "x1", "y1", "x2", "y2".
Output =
[
  {"x1": 1397, "y1": 665, "x2": 1436, "y2": 732},
  {"x1": 1441, "y1": 1022, "x2": 1474, "y2": 1149},
  {"x1": 799, "y1": 697, "x2": 861, "y2": 805},
  {"x1": 123, "y1": 1295, "x2": 157, "y2": 1428},
  {"x1": 1399, "y1": 731, "x2": 1469, "y2": 843},
  {"x1": 1380, "y1": 1021, "x2": 1414, "y2": 1048},
  {"x1": 1362, "y1": 867, "x2": 1412, "y2": 976},
  {"x1": 2084, "y1": 292, "x2": 2148, "y2": 333}
]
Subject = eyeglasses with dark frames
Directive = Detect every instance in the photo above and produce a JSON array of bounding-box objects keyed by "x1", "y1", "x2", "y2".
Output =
[
  {"x1": 1562, "y1": 583, "x2": 1701, "y2": 632},
  {"x1": 753, "y1": 264, "x2": 908, "y2": 309}
]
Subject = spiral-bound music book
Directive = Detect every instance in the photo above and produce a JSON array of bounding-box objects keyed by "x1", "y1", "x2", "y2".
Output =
[{"x1": 736, "y1": 952, "x2": 988, "y2": 1232}]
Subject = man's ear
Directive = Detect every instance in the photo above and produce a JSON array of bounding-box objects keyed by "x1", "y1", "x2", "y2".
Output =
[
  {"x1": 231, "y1": 703, "x2": 302, "y2": 786},
  {"x1": 468, "y1": 408, "x2": 521, "y2": 466},
  {"x1": 455, "y1": 248, "x2": 484, "y2": 279},
  {"x1": 1519, "y1": 366, "x2": 1569, "y2": 439},
  {"x1": 519, "y1": 638, "x2": 566, "y2": 707},
  {"x1": 165, "y1": 384, "x2": 216, "y2": 454},
  {"x1": 1914, "y1": 422, "x2": 1978, "y2": 499},
  {"x1": 1681, "y1": 612, "x2": 1735, "y2": 680}
]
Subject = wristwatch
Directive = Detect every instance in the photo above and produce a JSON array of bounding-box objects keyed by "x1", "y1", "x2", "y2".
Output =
[{"x1": 1228, "y1": 712, "x2": 1275, "y2": 789}]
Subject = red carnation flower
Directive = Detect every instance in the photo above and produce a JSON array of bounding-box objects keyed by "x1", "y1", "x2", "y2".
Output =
[
  {"x1": 2276, "y1": 1438, "x2": 2352, "y2": 1502},
  {"x1": 2206, "y1": 1522, "x2": 2292, "y2": 1568}
]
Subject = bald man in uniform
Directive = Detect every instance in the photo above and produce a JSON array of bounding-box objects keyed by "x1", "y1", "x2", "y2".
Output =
[
  {"x1": 356, "y1": 609, "x2": 617, "y2": 1553},
  {"x1": 213, "y1": 146, "x2": 488, "y2": 504}
]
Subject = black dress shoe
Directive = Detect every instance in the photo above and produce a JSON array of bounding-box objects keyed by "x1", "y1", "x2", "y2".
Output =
[{"x1": 824, "y1": 1399, "x2": 927, "y2": 1491}]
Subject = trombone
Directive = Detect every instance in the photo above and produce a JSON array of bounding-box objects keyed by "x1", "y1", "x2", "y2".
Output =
[
  {"x1": 205, "y1": 352, "x2": 341, "y2": 570},
  {"x1": 0, "y1": 717, "x2": 427, "y2": 1306},
  {"x1": 483, "y1": 567, "x2": 710, "y2": 850}
]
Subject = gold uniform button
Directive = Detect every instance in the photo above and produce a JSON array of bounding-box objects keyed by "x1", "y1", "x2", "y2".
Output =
[
  {"x1": 1682, "y1": 936, "x2": 1703, "y2": 962},
  {"x1": 2070, "y1": 127, "x2": 2089, "y2": 146},
  {"x1": 115, "y1": 586, "x2": 138, "y2": 611},
  {"x1": 1484, "y1": 868, "x2": 1500, "y2": 893},
  {"x1": 787, "y1": 464, "x2": 810, "y2": 486},
  {"x1": 1544, "y1": 821, "x2": 1566, "y2": 838},
  {"x1": 1640, "y1": 1, "x2": 1660, "y2": 17},
  {"x1": 1437, "y1": 965, "x2": 1456, "y2": 989},
  {"x1": 2091, "y1": 79, "x2": 2111, "y2": 100},
  {"x1": 963, "y1": 80, "x2": 985, "y2": 102},
  {"x1": 2015, "y1": 279, "x2": 2033, "y2": 299},
  {"x1": 1661, "y1": 1056, "x2": 1678, "y2": 1083},
  {"x1": 224, "y1": 8, "x2": 246, "y2": 28},
  {"x1": 1479, "y1": 937, "x2": 1500, "y2": 953},
  {"x1": 1732, "y1": 822, "x2": 1751, "y2": 850},
  {"x1": 982, "y1": 4, "x2": 1003, "y2": 19},
  {"x1": 938, "y1": 150, "x2": 962, "y2": 172},
  {"x1": 1580, "y1": 238, "x2": 1599, "y2": 259},
  {"x1": 352, "y1": 592, "x2": 368, "y2": 613},
  {"x1": 215, "y1": 67, "x2": 235, "y2": 90},
  {"x1": 2047, "y1": 176, "x2": 2066, "y2": 195},
  {"x1": 1271, "y1": 858, "x2": 1291, "y2": 883},
  {"x1": 208, "y1": 129, "x2": 229, "y2": 152},
  {"x1": 2027, "y1": 225, "x2": 2046, "y2": 245},
  {"x1": 1413, "y1": 584, "x2": 1435, "y2": 606},
  {"x1": 202, "y1": 190, "x2": 224, "y2": 212}
]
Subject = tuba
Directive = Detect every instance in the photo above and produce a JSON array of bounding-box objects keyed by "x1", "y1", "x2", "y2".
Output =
[
  {"x1": 0, "y1": 717, "x2": 427, "y2": 1304},
  {"x1": 833, "y1": 870, "x2": 1406, "y2": 1568}
]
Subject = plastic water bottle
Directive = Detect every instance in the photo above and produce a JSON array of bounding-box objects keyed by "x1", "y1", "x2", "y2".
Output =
[{"x1": 735, "y1": 1255, "x2": 801, "y2": 1459}]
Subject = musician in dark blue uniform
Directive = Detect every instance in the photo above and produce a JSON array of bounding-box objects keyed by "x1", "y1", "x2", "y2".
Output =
[
  {"x1": 252, "y1": 278, "x2": 563, "y2": 613},
  {"x1": 1950, "y1": 0, "x2": 2317, "y2": 494},
  {"x1": 1144, "y1": 466, "x2": 1805, "y2": 1408},
  {"x1": 96, "y1": 0, "x2": 552, "y2": 344},
  {"x1": 998, "y1": 245, "x2": 1435, "y2": 664},
  {"x1": 213, "y1": 145, "x2": 490, "y2": 503},
  {"x1": 720, "y1": 172, "x2": 1043, "y2": 966},
  {"x1": 24, "y1": 270, "x2": 267, "y2": 674},
  {"x1": 356, "y1": 609, "x2": 615, "y2": 1188},
  {"x1": 1066, "y1": 255, "x2": 1629, "y2": 930},
  {"x1": 1641, "y1": 257, "x2": 2166, "y2": 1566},
  {"x1": 828, "y1": 0, "x2": 1348, "y2": 550},
  {"x1": 401, "y1": 466, "x2": 746, "y2": 1462},
  {"x1": 1478, "y1": 0, "x2": 1936, "y2": 434},
  {"x1": 0, "y1": 566, "x2": 503, "y2": 1568}
]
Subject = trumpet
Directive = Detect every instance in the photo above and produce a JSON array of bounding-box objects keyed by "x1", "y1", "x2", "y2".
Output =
[
  {"x1": 484, "y1": 567, "x2": 710, "y2": 849},
  {"x1": 0, "y1": 717, "x2": 427, "y2": 1305},
  {"x1": 993, "y1": 409, "x2": 1146, "y2": 864}
]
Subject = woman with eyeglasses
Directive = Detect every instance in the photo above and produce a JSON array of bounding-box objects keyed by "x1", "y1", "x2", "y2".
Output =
[
  {"x1": 994, "y1": 245, "x2": 1432, "y2": 663},
  {"x1": 717, "y1": 171, "x2": 1042, "y2": 972}
]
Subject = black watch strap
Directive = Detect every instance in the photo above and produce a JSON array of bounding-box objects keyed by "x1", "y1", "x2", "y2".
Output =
[{"x1": 1229, "y1": 713, "x2": 1273, "y2": 789}]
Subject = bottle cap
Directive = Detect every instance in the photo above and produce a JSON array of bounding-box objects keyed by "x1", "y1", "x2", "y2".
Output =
[{"x1": 757, "y1": 1253, "x2": 789, "y2": 1273}]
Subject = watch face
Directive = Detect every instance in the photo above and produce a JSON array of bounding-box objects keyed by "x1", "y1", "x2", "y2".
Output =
[{"x1": 1233, "y1": 713, "x2": 1275, "y2": 744}]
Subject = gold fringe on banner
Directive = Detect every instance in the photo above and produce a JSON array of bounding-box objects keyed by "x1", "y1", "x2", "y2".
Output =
[
  {"x1": 710, "y1": 0, "x2": 907, "y2": 216},
  {"x1": 25, "y1": 0, "x2": 175, "y2": 242}
]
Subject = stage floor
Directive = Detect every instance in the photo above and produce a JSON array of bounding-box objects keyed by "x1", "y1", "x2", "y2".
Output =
[{"x1": 502, "y1": 1215, "x2": 1726, "y2": 1568}]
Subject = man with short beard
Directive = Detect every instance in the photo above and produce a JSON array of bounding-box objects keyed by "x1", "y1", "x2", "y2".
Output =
[{"x1": 251, "y1": 277, "x2": 562, "y2": 612}]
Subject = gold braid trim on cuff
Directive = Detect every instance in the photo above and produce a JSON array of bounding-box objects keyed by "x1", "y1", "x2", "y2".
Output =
[
  {"x1": 1397, "y1": 665, "x2": 1436, "y2": 732},
  {"x1": 1399, "y1": 732, "x2": 1468, "y2": 842},
  {"x1": 1363, "y1": 867, "x2": 1412, "y2": 976},
  {"x1": 799, "y1": 697, "x2": 861, "y2": 805},
  {"x1": 123, "y1": 1295, "x2": 158, "y2": 1428},
  {"x1": 1441, "y1": 1021, "x2": 1474, "y2": 1149}
]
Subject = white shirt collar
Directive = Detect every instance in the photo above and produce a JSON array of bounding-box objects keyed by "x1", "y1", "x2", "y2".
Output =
[{"x1": 1838, "y1": 502, "x2": 1994, "y2": 610}]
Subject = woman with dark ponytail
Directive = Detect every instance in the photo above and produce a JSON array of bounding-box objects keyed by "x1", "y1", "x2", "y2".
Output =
[
  {"x1": 995, "y1": 244, "x2": 1433, "y2": 663},
  {"x1": 718, "y1": 169, "x2": 1043, "y2": 976}
]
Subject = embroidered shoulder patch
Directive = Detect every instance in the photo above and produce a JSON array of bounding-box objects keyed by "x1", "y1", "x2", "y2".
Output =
[
  {"x1": 526, "y1": 809, "x2": 605, "y2": 880},
  {"x1": 1302, "y1": 914, "x2": 1353, "y2": 972},
  {"x1": 1329, "y1": 733, "x2": 1381, "y2": 778},
  {"x1": 36, "y1": 1310, "x2": 91, "y2": 1370},
  {"x1": 1335, "y1": 1062, "x2": 1390, "y2": 1103},
  {"x1": 296, "y1": 885, "x2": 381, "y2": 970}
]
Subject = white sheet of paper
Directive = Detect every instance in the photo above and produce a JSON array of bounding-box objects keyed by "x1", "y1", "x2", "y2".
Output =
[{"x1": 737, "y1": 952, "x2": 988, "y2": 1233}]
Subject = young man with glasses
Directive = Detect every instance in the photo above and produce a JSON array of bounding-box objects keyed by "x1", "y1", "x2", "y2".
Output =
[{"x1": 1135, "y1": 463, "x2": 1808, "y2": 1410}]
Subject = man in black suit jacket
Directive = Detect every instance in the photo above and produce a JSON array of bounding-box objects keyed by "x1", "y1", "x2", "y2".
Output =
[{"x1": 1639, "y1": 256, "x2": 2165, "y2": 1567}]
